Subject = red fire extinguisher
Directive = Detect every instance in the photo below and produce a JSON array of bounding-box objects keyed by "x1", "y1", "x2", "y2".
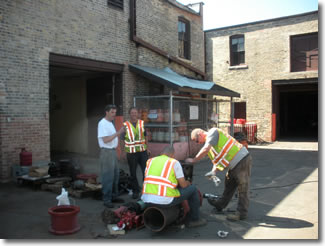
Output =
[{"x1": 20, "y1": 148, "x2": 32, "y2": 166}]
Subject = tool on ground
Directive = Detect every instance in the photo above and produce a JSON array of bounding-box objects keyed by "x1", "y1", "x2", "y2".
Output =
[{"x1": 203, "y1": 193, "x2": 218, "y2": 199}]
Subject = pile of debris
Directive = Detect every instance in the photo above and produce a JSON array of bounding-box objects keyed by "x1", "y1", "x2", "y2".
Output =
[
  {"x1": 102, "y1": 201, "x2": 146, "y2": 235},
  {"x1": 39, "y1": 160, "x2": 100, "y2": 198}
]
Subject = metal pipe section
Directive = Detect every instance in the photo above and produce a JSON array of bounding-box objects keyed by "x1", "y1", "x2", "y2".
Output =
[
  {"x1": 143, "y1": 205, "x2": 181, "y2": 232},
  {"x1": 169, "y1": 90, "x2": 173, "y2": 146}
]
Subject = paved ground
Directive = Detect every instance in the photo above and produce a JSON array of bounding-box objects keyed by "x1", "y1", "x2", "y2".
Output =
[{"x1": 0, "y1": 141, "x2": 319, "y2": 241}]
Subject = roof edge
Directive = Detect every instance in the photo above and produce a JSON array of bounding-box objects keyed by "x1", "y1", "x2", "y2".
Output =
[{"x1": 204, "y1": 10, "x2": 318, "y2": 33}]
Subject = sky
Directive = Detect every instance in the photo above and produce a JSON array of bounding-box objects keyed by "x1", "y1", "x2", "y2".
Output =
[{"x1": 176, "y1": 0, "x2": 319, "y2": 30}]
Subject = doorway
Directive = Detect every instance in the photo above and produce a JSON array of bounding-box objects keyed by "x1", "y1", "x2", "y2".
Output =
[
  {"x1": 272, "y1": 79, "x2": 318, "y2": 141},
  {"x1": 49, "y1": 54, "x2": 124, "y2": 159}
]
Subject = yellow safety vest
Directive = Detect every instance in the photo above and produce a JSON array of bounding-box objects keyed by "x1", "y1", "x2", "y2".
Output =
[
  {"x1": 207, "y1": 128, "x2": 243, "y2": 171},
  {"x1": 142, "y1": 155, "x2": 180, "y2": 197},
  {"x1": 123, "y1": 120, "x2": 147, "y2": 153}
]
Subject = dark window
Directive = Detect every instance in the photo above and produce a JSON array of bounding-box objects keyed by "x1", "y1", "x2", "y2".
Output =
[
  {"x1": 107, "y1": 0, "x2": 123, "y2": 9},
  {"x1": 178, "y1": 18, "x2": 191, "y2": 60},
  {"x1": 230, "y1": 35, "x2": 245, "y2": 66},
  {"x1": 234, "y1": 102, "x2": 246, "y2": 119},
  {"x1": 291, "y1": 33, "x2": 318, "y2": 72}
]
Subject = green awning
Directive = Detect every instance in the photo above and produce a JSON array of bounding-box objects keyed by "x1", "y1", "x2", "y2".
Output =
[{"x1": 129, "y1": 64, "x2": 240, "y2": 97}]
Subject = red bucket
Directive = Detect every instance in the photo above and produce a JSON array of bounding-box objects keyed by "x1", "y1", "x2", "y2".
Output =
[{"x1": 48, "y1": 205, "x2": 80, "y2": 235}]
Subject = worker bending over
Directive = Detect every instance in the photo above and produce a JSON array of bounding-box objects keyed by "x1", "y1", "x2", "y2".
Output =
[{"x1": 185, "y1": 128, "x2": 252, "y2": 221}]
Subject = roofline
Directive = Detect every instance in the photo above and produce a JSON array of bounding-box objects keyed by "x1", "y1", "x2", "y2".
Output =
[
  {"x1": 204, "y1": 10, "x2": 318, "y2": 33},
  {"x1": 167, "y1": 0, "x2": 203, "y2": 16}
]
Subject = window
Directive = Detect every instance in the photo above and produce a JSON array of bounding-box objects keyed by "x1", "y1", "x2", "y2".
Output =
[
  {"x1": 107, "y1": 0, "x2": 123, "y2": 9},
  {"x1": 230, "y1": 35, "x2": 245, "y2": 66},
  {"x1": 234, "y1": 102, "x2": 246, "y2": 120},
  {"x1": 178, "y1": 18, "x2": 191, "y2": 60},
  {"x1": 290, "y1": 33, "x2": 318, "y2": 72}
]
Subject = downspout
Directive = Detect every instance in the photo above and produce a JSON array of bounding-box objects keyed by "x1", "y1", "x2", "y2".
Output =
[{"x1": 129, "y1": 0, "x2": 206, "y2": 79}]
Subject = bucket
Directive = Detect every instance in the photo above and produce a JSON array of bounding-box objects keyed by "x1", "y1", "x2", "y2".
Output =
[{"x1": 48, "y1": 205, "x2": 80, "y2": 235}]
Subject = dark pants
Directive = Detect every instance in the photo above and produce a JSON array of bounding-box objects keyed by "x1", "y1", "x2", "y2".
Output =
[
  {"x1": 145, "y1": 185, "x2": 201, "y2": 222},
  {"x1": 126, "y1": 151, "x2": 148, "y2": 194},
  {"x1": 213, "y1": 154, "x2": 252, "y2": 216},
  {"x1": 169, "y1": 185, "x2": 201, "y2": 221}
]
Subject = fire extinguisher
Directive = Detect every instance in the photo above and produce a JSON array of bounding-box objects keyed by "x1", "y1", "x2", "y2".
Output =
[{"x1": 20, "y1": 148, "x2": 32, "y2": 166}]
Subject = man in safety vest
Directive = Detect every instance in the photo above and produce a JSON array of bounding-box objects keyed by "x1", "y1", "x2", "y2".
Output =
[
  {"x1": 121, "y1": 107, "x2": 150, "y2": 200},
  {"x1": 141, "y1": 145, "x2": 207, "y2": 228},
  {"x1": 185, "y1": 128, "x2": 252, "y2": 222}
]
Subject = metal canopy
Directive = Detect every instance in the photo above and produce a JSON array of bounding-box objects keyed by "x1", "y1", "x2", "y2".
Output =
[{"x1": 129, "y1": 64, "x2": 240, "y2": 97}]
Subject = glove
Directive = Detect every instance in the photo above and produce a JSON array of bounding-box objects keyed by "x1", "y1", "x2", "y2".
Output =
[{"x1": 205, "y1": 170, "x2": 217, "y2": 178}]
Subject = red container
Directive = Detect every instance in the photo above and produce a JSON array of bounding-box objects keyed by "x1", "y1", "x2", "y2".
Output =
[
  {"x1": 245, "y1": 123, "x2": 257, "y2": 144},
  {"x1": 236, "y1": 118, "x2": 246, "y2": 125},
  {"x1": 48, "y1": 205, "x2": 80, "y2": 235},
  {"x1": 76, "y1": 173, "x2": 97, "y2": 181},
  {"x1": 20, "y1": 148, "x2": 32, "y2": 166}
]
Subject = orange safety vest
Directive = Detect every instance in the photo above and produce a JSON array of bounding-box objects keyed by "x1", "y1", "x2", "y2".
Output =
[
  {"x1": 207, "y1": 128, "x2": 243, "y2": 171},
  {"x1": 123, "y1": 120, "x2": 147, "y2": 153},
  {"x1": 142, "y1": 155, "x2": 180, "y2": 197}
]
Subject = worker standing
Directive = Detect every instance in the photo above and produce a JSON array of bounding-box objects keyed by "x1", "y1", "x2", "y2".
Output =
[
  {"x1": 141, "y1": 145, "x2": 207, "y2": 228},
  {"x1": 98, "y1": 104, "x2": 125, "y2": 208},
  {"x1": 121, "y1": 107, "x2": 150, "y2": 199},
  {"x1": 185, "y1": 128, "x2": 252, "y2": 221}
]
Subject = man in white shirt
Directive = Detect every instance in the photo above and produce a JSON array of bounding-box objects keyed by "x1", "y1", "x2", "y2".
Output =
[
  {"x1": 141, "y1": 145, "x2": 206, "y2": 228},
  {"x1": 98, "y1": 104, "x2": 125, "y2": 208}
]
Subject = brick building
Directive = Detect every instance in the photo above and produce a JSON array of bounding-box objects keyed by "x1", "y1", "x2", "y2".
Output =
[
  {"x1": 205, "y1": 11, "x2": 318, "y2": 142},
  {"x1": 0, "y1": 0, "x2": 209, "y2": 182}
]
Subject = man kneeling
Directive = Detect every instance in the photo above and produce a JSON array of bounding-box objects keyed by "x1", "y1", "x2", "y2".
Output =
[{"x1": 141, "y1": 146, "x2": 206, "y2": 228}]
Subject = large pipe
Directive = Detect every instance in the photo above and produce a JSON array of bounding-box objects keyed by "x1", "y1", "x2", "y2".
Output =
[{"x1": 143, "y1": 205, "x2": 181, "y2": 232}]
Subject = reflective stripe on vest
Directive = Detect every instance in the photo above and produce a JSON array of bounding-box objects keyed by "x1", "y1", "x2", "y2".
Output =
[
  {"x1": 142, "y1": 156, "x2": 180, "y2": 197},
  {"x1": 123, "y1": 120, "x2": 147, "y2": 153},
  {"x1": 208, "y1": 129, "x2": 242, "y2": 171}
]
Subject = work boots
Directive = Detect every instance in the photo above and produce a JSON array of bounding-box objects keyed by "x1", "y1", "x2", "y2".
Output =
[
  {"x1": 186, "y1": 218, "x2": 207, "y2": 228},
  {"x1": 226, "y1": 212, "x2": 247, "y2": 221},
  {"x1": 207, "y1": 198, "x2": 223, "y2": 212}
]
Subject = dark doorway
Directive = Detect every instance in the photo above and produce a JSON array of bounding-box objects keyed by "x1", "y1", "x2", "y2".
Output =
[
  {"x1": 272, "y1": 79, "x2": 318, "y2": 141},
  {"x1": 86, "y1": 75, "x2": 123, "y2": 157},
  {"x1": 49, "y1": 54, "x2": 124, "y2": 159}
]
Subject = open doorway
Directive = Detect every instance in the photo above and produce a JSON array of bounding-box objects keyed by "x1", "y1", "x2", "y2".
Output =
[
  {"x1": 272, "y1": 79, "x2": 318, "y2": 141},
  {"x1": 49, "y1": 54, "x2": 123, "y2": 161}
]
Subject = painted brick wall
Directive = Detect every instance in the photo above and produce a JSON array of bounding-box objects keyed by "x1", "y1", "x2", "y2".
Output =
[
  {"x1": 0, "y1": 0, "x2": 204, "y2": 181},
  {"x1": 205, "y1": 12, "x2": 318, "y2": 142}
]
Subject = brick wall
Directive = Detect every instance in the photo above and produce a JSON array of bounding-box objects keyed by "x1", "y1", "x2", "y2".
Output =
[
  {"x1": 0, "y1": 0, "x2": 204, "y2": 181},
  {"x1": 205, "y1": 12, "x2": 318, "y2": 141}
]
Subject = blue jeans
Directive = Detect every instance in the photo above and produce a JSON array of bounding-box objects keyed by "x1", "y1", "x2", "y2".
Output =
[
  {"x1": 99, "y1": 148, "x2": 119, "y2": 204},
  {"x1": 168, "y1": 184, "x2": 200, "y2": 221}
]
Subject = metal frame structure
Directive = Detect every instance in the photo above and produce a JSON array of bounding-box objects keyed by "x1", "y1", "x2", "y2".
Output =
[{"x1": 134, "y1": 91, "x2": 235, "y2": 145}]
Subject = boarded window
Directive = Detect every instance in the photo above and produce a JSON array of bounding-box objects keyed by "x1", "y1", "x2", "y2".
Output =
[
  {"x1": 178, "y1": 18, "x2": 191, "y2": 60},
  {"x1": 107, "y1": 0, "x2": 123, "y2": 9},
  {"x1": 230, "y1": 35, "x2": 245, "y2": 66},
  {"x1": 291, "y1": 32, "x2": 318, "y2": 72}
]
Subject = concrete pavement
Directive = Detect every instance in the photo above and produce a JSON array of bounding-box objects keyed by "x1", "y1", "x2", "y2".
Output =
[{"x1": 0, "y1": 141, "x2": 319, "y2": 240}]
